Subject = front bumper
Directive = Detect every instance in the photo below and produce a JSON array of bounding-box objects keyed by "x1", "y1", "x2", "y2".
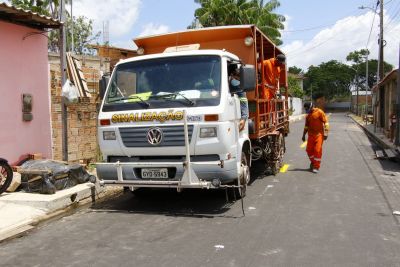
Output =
[{"x1": 96, "y1": 158, "x2": 238, "y2": 189}]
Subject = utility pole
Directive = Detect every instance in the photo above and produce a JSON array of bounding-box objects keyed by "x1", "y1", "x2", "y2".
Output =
[
  {"x1": 378, "y1": 0, "x2": 384, "y2": 82},
  {"x1": 60, "y1": 0, "x2": 68, "y2": 161},
  {"x1": 71, "y1": 0, "x2": 74, "y2": 53},
  {"x1": 365, "y1": 53, "x2": 369, "y2": 125},
  {"x1": 354, "y1": 70, "x2": 359, "y2": 115},
  {"x1": 395, "y1": 44, "x2": 400, "y2": 146},
  {"x1": 373, "y1": 0, "x2": 384, "y2": 133}
]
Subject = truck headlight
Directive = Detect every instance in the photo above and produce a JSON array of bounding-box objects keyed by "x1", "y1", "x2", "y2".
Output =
[
  {"x1": 103, "y1": 131, "x2": 116, "y2": 140},
  {"x1": 199, "y1": 127, "x2": 217, "y2": 138}
]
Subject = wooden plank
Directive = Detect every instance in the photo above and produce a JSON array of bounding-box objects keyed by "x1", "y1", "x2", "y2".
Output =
[
  {"x1": 73, "y1": 57, "x2": 91, "y2": 97},
  {"x1": 66, "y1": 53, "x2": 81, "y2": 96},
  {"x1": 66, "y1": 53, "x2": 84, "y2": 97}
]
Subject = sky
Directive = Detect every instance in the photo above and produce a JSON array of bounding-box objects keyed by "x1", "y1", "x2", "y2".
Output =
[{"x1": 6, "y1": 0, "x2": 400, "y2": 70}]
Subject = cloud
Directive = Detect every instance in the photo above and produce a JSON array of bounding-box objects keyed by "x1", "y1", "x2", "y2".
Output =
[
  {"x1": 112, "y1": 39, "x2": 137, "y2": 50},
  {"x1": 281, "y1": 11, "x2": 400, "y2": 70},
  {"x1": 138, "y1": 23, "x2": 170, "y2": 37},
  {"x1": 72, "y1": 0, "x2": 141, "y2": 38},
  {"x1": 280, "y1": 14, "x2": 292, "y2": 39}
]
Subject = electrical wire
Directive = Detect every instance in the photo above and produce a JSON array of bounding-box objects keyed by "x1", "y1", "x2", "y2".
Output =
[
  {"x1": 281, "y1": 9, "x2": 363, "y2": 33},
  {"x1": 383, "y1": 0, "x2": 400, "y2": 31},
  {"x1": 366, "y1": 3, "x2": 379, "y2": 48}
]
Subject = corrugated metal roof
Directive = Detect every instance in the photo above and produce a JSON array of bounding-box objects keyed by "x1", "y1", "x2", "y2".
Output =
[{"x1": 0, "y1": 2, "x2": 61, "y2": 29}]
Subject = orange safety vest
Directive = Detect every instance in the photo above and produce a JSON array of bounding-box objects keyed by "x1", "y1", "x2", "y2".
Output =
[
  {"x1": 305, "y1": 108, "x2": 328, "y2": 136},
  {"x1": 262, "y1": 58, "x2": 281, "y2": 99}
]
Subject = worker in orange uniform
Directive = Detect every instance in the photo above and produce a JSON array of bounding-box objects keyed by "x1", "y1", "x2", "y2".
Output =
[
  {"x1": 261, "y1": 54, "x2": 286, "y2": 100},
  {"x1": 301, "y1": 102, "x2": 329, "y2": 173}
]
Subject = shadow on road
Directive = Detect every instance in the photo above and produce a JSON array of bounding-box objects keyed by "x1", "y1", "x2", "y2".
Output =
[
  {"x1": 288, "y1": 168, "x2": 311, "y2": 172},
  {"x1": 89, "y1": 163, "x2": 268, "y2": 219},
  {"x1": 90, "y1": 187, "x2": 247, "y2": 219}
]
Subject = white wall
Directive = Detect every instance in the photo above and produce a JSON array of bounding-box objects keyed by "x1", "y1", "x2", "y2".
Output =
[{"x1": 289, "y1": 97, "x2": 303, "y2": 116}]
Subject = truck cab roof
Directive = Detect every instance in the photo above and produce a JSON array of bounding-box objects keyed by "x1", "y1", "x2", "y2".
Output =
[{"x1": 115, "y1": 49, "x2": 240, "y2": 67}]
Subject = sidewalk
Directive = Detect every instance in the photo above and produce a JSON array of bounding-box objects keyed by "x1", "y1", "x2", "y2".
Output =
[
  {"x1": 348, "y1": 113, "x2": 398, "y2": 151},
  {"x1": 0, "y1": 116, "x2": 305, "y2": 242},
  {"x1": 0, "y1": 179, "x2": 122, "y2": 242},
  {"x1": 348, "y1": 113, "x2": 400, "y2": 217}
]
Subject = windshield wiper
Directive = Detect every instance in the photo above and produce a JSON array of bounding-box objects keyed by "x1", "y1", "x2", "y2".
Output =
[
  {"x1": 107, "y1": 96, "x2": 150, "y2": 108},
  {"x1": 152, "y1": 92, "x2": 195, "y2": 106}
]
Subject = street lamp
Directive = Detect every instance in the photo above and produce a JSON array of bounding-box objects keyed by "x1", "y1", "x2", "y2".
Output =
[
  {"x1": 359, "y1": 5, "x2": 377, "y2": 12},
  {"x1": 360, "y1": 1, "x2": 384, "y2": 129}
]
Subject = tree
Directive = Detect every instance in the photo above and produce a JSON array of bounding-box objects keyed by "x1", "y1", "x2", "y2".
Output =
[
  {"x1": 346, "y1": 49, "x2": 393, "y2": 90},
  {"x1": 11, "y1": 0, "x2": 64, "y2": 18},
  {"x1": 190, "y1": 0, "x2": 285, "y2": 45},
  {"x1": 346, "y1": 49, "x2": 369, "y2": 64},
  {"x1": 11, "y1": 0, "x2": 99, "y2": 54},
  {"x1": 303, "y1": 60, "x2": 354, "y2": 100},
  {"x1": 288, "y1": 66, "x2": 303, "y2": 75},
  {"x1": 288, "y1": 75, "x2": 303, "y2": 98},
  {"x1": 48, "y1": 15, "x2": 100, "y2": 54}
]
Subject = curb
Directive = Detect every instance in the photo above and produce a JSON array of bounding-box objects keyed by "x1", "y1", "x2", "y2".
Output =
[
  {"x1": 0, "y1": 185, "x2": 123, "y2": 243},
  {"x1": 289, "y1": 114, "x2": 306, "y2": 122},
  {"x1": 348, "y1": 114, "x2": 392, "y2": 150}
]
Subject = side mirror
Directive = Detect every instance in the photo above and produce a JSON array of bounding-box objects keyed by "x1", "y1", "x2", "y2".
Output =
[
  {"x1": 240, "y1": 65, "x2": 256, "y2": 92},
  {"x1": 99, "y1": 74, "x2": 110, "y2": 100}
]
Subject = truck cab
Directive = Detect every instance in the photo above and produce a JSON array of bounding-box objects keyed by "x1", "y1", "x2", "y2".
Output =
[{"x1": 97, "y1": 48, "x2": 255, "y2": 192}]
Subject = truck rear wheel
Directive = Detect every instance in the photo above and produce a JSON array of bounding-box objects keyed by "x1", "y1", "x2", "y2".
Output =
[{"x1": 266, "y1": 133, "x2": 285, "y2": 175}]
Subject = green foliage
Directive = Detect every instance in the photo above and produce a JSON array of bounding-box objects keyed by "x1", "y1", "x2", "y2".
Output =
[
  {"x1": 11, "y1": 0, "x2": 64, "y2": 18},
  {"x1": 288, "y1": 66, "x2": 303, "y2": 75},
  {"x1": 190, "y1": 0, "x2": 285, "y2": 45},
  {"x1": 303, "y1": 60, "x2": 354, "y2": 100},
  {"x1": 48, "y1": 15, "x2": 99, "y2": 54},
  {"x1": 346, "y1": 50, "x2": 393, "y2": 90},
  {"x1": 288, "y1": 75, "x2": 303, "y2": 98},
  {"x1": 11, "y1": 0, "x2": 99, "y2": 54},
  {"x1": 346, "y1": 49, "x2": 369, "y2": 64}
]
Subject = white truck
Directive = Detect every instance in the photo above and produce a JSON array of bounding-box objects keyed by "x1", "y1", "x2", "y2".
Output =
[{"x1": 96, "y1": 25, "x2": 288, "y2": 197}]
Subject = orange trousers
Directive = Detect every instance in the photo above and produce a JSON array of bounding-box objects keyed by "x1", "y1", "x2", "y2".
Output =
[{"x1": 306, "y1": 134, "x2": 324, "y2": 169}]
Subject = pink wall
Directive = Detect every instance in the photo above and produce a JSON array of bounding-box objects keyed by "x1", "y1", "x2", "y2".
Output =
[{"x1": 0, "y1": 21, "x2": 52, "y2": 164}]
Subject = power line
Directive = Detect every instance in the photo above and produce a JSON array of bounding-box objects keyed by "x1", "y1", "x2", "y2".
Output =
[
  {"x1": 286, "y1": 36, "x2": 339, "y2": 59},
  {"x1": 280, "y1": 9, "x2": 363, "y2": 33},
  {"x1": 366, "y1": 3, "x2": 379, "y2": 48},
  {"x1": 383, "y1": 0, "x2": 400, "y2": 30},
  {"x1": 384, "y1": 7, "x2": 400, "y2": 31}
]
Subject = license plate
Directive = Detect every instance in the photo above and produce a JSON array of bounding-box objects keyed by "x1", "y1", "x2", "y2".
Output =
[{"x1": 141, "y1": 168, "x2": 168, "y2": 179}]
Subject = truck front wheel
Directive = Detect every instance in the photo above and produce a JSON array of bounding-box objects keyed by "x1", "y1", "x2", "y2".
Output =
[{"x1": 232, "y1": 151, "x2": 250, "y2": 199}]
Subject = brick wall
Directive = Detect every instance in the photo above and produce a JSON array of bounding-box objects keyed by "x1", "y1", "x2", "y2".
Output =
[{"x1": 49, "y1": 53, "x2": 110, "y2": 163}]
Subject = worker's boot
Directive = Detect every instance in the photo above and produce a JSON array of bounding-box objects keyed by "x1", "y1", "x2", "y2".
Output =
[
  {"x1": 312, "y1": 169, "x2": 319, "y2": 173},
  {"x1": 309, "y1": 163, "x2": 313, "y2": 171}
]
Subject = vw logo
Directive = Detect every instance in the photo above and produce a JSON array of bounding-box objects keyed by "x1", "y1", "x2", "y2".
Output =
[{"x1": 147, "y1": 127, "x2": 163, "y2": 145}]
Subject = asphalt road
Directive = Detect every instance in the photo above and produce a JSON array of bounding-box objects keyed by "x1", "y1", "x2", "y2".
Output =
[{"x1": 1, "y1": 113, "x2": 400, "y2": 267}]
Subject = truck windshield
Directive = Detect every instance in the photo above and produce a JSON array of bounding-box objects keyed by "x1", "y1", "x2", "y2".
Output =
[{"x1": 103, "y1": 55, "x2": 221, "y2": 112}]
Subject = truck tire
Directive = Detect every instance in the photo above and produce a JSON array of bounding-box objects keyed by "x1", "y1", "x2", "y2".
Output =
[
  {"x1": 0, "y1": 160, "x2": 13, "y2": 195},
  {"x1": 231, "y1": 151, "x2": 250, "y2": 199}
]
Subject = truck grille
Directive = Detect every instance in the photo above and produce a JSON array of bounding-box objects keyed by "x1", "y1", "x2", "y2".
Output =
[{"x1": 119, "y1": 125, "x2": 194, "y2": 147}]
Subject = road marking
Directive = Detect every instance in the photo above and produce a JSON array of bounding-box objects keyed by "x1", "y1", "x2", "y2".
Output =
[
  {"x1": 300, "y1": 141, "x2": 307, "y2": 148},
  {"x1": 214, "y1": 245, "x2": 224, "y2": 251},
  {"x1": 280, "y1": 164, "x2": 289, "y2": 173},
  {"x1": 259, "y1": 185, "x2": 274, "y2": 196}
]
